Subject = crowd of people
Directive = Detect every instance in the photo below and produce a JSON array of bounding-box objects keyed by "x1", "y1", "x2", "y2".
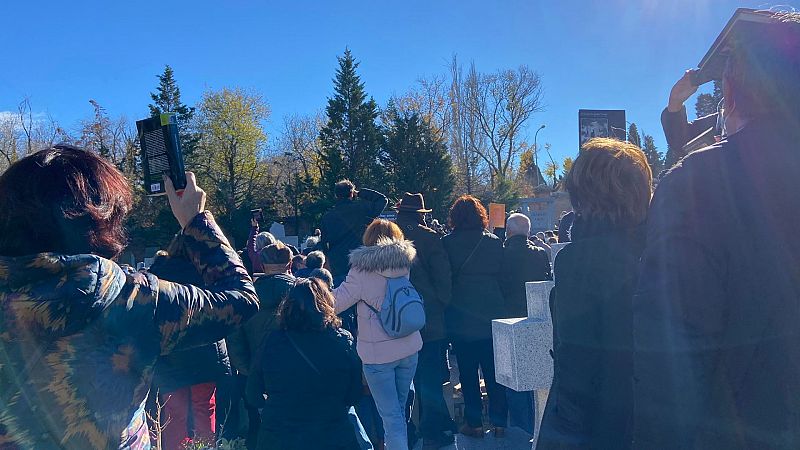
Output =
[{"x1": 0, "y1": 8, "x2": 799, "y2": 450}]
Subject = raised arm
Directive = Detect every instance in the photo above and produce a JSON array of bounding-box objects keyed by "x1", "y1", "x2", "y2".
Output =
[
  {"x1": 122, "y1": 174, "x2": 259, "y2": 354},
  {"x1": 247, "y1": 218, "x2": 262, "y2": 273},
  {"x1": 141, "y1": 211, "x2": 259, "y2": 354},
  {"x1": 357, "y1": 188, "x2": 388, "y2": 219},
  {"x1": 661, "y1": 107, "x2": 718, "y2": 159},
  {"x1": 662, "y1": 69, "x2": 718, "y2": 159}
]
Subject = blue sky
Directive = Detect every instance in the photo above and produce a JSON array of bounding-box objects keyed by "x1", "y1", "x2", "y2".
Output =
[{"x1": 2, "y1": 0, "x2": 796, "y2": 166}]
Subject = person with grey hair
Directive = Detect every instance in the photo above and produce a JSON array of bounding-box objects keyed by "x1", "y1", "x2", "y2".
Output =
[
  {"x1": 303, "y1": 235, "x2": 321, "y2": 254},
  {"x1": 296, "y1": 250, "x2": 326, "y2": 278},
  {"x1": 306, "y1": 250, "x2": 326, "y2": 270},
  {"x1": 500, "y1": 213, "x2": 552, "y2": 434},
  {"x1": 502, "y1": 213, "x2": 552, "y2": 318}
]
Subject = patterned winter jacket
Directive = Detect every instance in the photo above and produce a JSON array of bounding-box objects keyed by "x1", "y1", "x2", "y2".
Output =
[{"x1": 0, "y1": 211, "x2": 259, "y2": 450}]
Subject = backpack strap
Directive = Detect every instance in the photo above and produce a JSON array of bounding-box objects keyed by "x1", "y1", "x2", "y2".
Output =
[{"x1": 359, "y1": 298, "x2": 381, "y2": 317}]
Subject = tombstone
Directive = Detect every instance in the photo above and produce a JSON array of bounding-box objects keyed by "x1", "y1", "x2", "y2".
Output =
[
  {"x1": 269, "y1": 222, "x2": 287, "y2": 241},
  {"x1": 282, "y1": 236, "x2": 299, "y2": 248},
  {"x1": 492, "y1": 280, "x2": 555, "y2": 447}
]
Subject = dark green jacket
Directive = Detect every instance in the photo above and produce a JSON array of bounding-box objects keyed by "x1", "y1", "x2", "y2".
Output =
[
  {"x1": 0, "y1": 212, "x2": 258, "y2": 450},
  {"x1": 442, "y1": 229, "x2": 506, "y2": 342},
  {"x1": 227, "y1": 272, "x2": 295, "y2": 375},
  {"x1": 501, "y1": 235, "x2": 552, "y2": 318},
  {"x1": 396, "y1": 214, "x2": 452, "y2": 342}
]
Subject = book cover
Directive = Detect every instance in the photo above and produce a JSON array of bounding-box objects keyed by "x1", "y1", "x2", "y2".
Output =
[{"x1": 137, "y1": 114, "x2": 187, "y2": 196}]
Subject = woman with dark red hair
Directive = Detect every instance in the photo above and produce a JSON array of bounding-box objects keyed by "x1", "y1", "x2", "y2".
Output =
[
  {"x1": 442, "y1": 195, "x2": 508, "y2": 439},
  {"x1": 0, "y1": 145, "x2": 258, "y2": 450}
]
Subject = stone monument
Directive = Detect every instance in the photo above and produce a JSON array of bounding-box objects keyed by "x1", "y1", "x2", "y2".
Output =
[{"x1": 492, "y1": 280, "x2": 555, "y2": 448}]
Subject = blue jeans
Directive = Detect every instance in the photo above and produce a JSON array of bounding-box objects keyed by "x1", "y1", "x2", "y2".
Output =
[{"x1": 363, "y1": 353, "x2": 419, "y2": 450}]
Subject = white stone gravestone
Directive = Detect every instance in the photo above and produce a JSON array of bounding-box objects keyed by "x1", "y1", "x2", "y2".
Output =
[
  {"x1": 492, "y1": 280, "x2": 555, "y2": 448},
  {"x1": 269, "y1": 222, "x2": 287, "y2": 241}
]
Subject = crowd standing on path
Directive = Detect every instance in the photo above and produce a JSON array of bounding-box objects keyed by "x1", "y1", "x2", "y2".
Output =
[{"x1": 1, "y1": 8, "x2": 799, "y2": 450}]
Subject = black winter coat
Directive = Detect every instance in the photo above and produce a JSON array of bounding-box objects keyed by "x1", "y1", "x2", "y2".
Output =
[
  {"x1": 501, "y1": 235, "x2": 552, "y2": 318},
  {"x1": 149, "y1": 254, "x2": 231, "y2": 393},
  {"x1": 396, "y1": 213, "x2": 452, "y2": 342},
  {"x1": 320, "y1": 189, "x2": 388, "y2": 278},
  {"x1": 442, "y1": 229, "x2": 506, "y2": 342},
  {"x1": 246, "y1": 328, "x2": 362, "y2": 450},
  {"x1": 538, "y1": 218, "x2": 644, "y2": 450},
  {"x1": 227, "y1": 273, "x2": 295, "y2": 375},
  {"x1": 634, "y1": 118, "x2": 800, "y2": 449},
  {"x1": 661, "y1": 106, "x2": 718, "y2": 164}
]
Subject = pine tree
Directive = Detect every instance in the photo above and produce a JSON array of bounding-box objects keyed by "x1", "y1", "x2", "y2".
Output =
[
  {"x1": 694, "y1": 80, "x2": 723, "y2": 118},
  {"x1": 627, "y1": 123, "x2": 642, "y2": 148},
  {"x1": 384, "y1": 110, "x2": 455, "y2": 216},
  {"x1": 664, "y1": 144, "x2": 681, "y2": 170},
  {"x1": 642, "y1": 134, "x2": 664, "y2": 177},
  {"x1": 319, "y1": 49, "x2": 384, "y2": 199},
  {"x1": 149, "y1": 65, "x2": 198, "y2": 156}
]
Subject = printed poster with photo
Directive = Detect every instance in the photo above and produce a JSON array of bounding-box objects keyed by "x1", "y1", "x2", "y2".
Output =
[{"x1": 578, "y1": 110, "x2": 626, "y2": 146}]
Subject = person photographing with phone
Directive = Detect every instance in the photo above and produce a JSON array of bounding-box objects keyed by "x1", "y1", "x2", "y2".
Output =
[
  {"x1": 661, "y1": 68, "x2": 721, "y2": 162},
  {"x1": 634, "y1": 9, "x2": 800, "y2": 449},
  {"x1": 0, "y1": 145, "x2": 259, "y2": 450}
]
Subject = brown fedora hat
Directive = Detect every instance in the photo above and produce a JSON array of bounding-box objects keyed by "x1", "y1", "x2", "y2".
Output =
[{"x1": 396, "y1": 192, "x2": 432, "y2": 213}]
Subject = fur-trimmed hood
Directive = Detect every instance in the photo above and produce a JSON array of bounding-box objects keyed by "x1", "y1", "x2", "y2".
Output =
[{"x1": 348, "y1": 238, "x2": 416, "y2": 277}]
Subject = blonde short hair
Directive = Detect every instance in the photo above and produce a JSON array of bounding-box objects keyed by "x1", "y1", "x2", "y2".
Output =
[{"x1": 362, "y1": 219, "x2": 404, "y2": 246}]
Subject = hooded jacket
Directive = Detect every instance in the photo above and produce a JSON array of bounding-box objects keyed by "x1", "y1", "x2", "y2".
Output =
[
  {"x1": 333, "y1": 238, "x2": 423, "y2": 365},
  {"x1": 0, "y1": 212, "x2": 258, "y2": 450}
]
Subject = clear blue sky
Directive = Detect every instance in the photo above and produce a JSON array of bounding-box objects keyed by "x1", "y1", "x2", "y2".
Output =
[{"x1": 2, "y1": 0, "x2": 796, "y2": 166}]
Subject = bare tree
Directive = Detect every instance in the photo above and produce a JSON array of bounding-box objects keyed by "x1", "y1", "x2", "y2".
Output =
[
  {"x1": 0, "y1": 113, "x2": 20, "y2": 169},
  {"x1": 78, "y1": 100, "x2": 135, "y2": 167},
  {"x1": 467, "y1": 64, "x2": 544, "y2": 183},
  {"x1": 280, "y1": 113, "x2": 324, "y2": 180},
  {"x1": 390, "y1": 74, "x2": 451, "y2": 141},
  {"x1": 448, "y1": 56, "x2": 489, "y2": 195},
  {"x1": 0, "y1": 99, "x2": 69, "y2": 172},
  {"x1": 17, "y1": 98, "x2": 34, "y2": 155}
]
